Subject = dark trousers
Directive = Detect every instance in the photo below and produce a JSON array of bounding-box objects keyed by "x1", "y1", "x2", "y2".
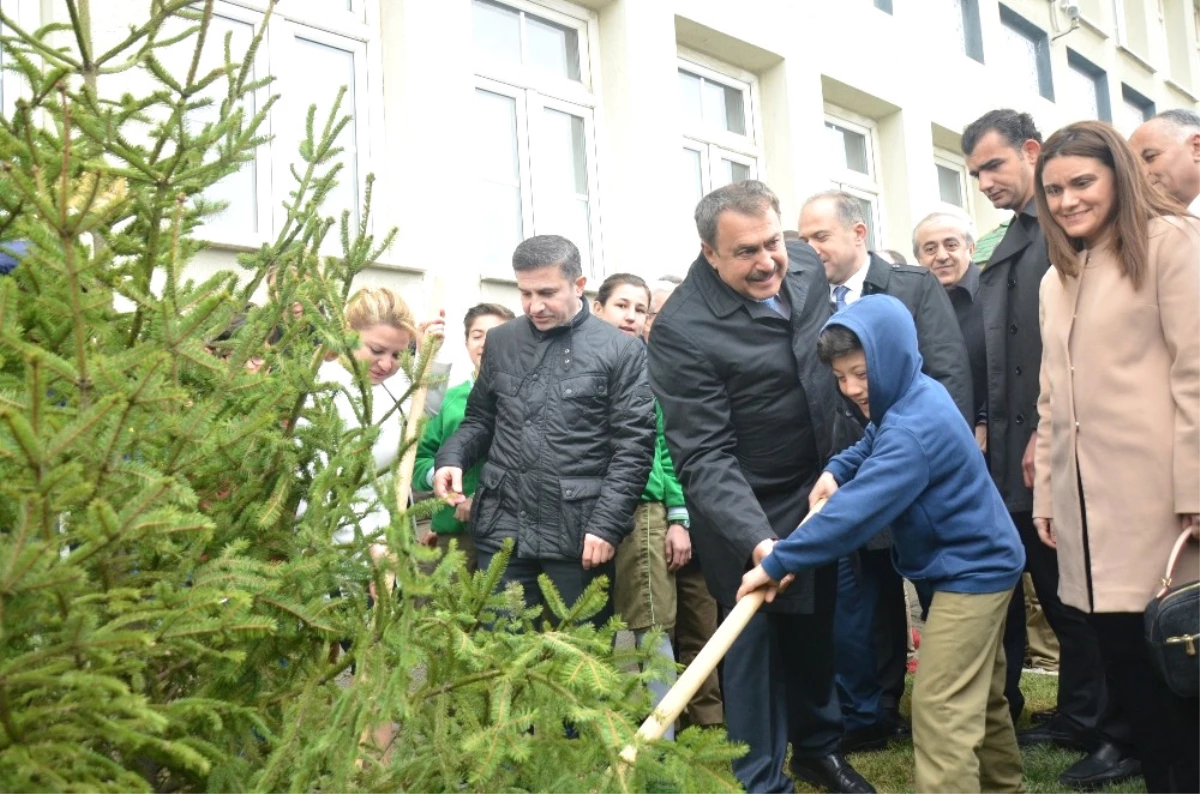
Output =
[
  {"x1": 1090, "y1": 612, "x2": 1199, "y2": 793},
  {"x1": 476, "y1": 550, "x2": 615, "y2": 628},
  {"x1": 1001, "y1": 511, "x2": 1119, "y2": 746},
  {"x1": 721, "y1": 566, "x2": 842, "y2": 794},
  {"x1": 833, "y1": 549, "x2": 909, "y2": 729}
]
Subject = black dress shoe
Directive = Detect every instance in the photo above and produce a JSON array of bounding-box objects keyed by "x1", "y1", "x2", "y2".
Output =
[
  {"x1": 840, "y1": 723, "x2": 891, "y2": 753},
  {"x1": 1016, "y1": 718, "x2": 1091, "y2": 752},
  {"x1": 790, "y1": 753, "x2": 876, "y2": 793},
  {"x1": 1059, "y1": 742, "x2": 1142, "y2": 791},
  {"x1": 1030, "y1": 707, "x2": 1058, "y2": 724}
]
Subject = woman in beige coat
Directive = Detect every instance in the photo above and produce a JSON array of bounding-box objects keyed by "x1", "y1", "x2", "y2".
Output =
[{"x1": 1032, "y1": 120, "x2": 1198, "y2": 793}]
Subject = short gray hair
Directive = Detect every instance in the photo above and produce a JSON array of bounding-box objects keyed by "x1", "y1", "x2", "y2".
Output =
[
  {"x1": 802, "y1": 190, "x2": 867, "y2": 230},
  {"x1": 911, "y1": 211, "x2": 977, "y2": 258},
  {"x1": 512, "y1": 235, "x2": 582, "y2": 280},
  {"x1": 694, "y1": 180, "x2": 781, "y2": 248},
  {"x1": 1152, "y1": 108, "x2": 1200, "y2": 135}
]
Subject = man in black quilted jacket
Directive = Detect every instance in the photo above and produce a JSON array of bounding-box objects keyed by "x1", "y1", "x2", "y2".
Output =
[{"x1": 434, "y1": 235, "x2": 656, "y2": 626}]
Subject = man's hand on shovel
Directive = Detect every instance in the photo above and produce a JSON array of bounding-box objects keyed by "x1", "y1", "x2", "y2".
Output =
[{"x1": 737, "y1": 562, "x2": 793, "y2": 604}]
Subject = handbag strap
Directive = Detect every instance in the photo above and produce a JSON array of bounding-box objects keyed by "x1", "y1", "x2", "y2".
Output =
[{"x1": 1157, "y1": 529, "x2": 1195, "y2": 598}]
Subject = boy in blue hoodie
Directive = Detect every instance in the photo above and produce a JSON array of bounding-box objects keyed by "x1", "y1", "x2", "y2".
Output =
[{"x1": 738, "y1": 295, "x2": 1026, "y2": 793}]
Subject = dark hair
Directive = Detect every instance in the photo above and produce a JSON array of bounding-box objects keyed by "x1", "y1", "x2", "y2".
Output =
[
  {"x1": 1034, "y1": 120, "x2": 1185, "y2": 291},
  {"x1": 512, "y1": 235, "x2": 582, "y2": 281},
  {"x1": 657, "y1": 273, "x2": 683, "y2": 285},
  {"x1": 879, "y1": 249, "x2": 908, "y2": 265},
  {"x1": 596, "y1": 272, "x2": 650, "y2": 307},
  {"x1": 817, "y1": 324, "x2": 863, "y2": 366},
  {"x1": 694, "y1": 180, "x2": 781, "y2": 248},
  {"x1": 962, "y1": 109, "x2": 1043, "y2": 156},
  {"x1": 463, "y1": 302, "x2": 514, "y2": 337}
]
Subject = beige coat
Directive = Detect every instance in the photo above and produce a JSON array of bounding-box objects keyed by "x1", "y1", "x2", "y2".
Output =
[{"x1": 1033, "y1": 215, "x2": 1200, "y2": 613}]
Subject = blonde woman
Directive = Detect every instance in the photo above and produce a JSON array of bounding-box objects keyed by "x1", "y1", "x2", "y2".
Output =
[{"x1": 308, "y1": 287, "x2": 445, "y2": 551}]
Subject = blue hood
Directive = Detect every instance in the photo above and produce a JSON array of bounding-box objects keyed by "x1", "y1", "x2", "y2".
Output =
[{"x1": 823, "y1": 295, "x2": 922, "y2": 422}]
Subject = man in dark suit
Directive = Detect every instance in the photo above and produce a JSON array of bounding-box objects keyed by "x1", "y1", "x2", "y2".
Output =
[
  {"x1": 912, "y1": 210, "x2": 987, "y2": 444},
  {"x1": 649, "y1": 180, "x2": 873, "y2": 794},
  {"x1": 797, "y1": 190, "x2": 972, "y2": 753},
  {"x1": 963, "y1": 108, "x2": 1137, "y2": 790}
]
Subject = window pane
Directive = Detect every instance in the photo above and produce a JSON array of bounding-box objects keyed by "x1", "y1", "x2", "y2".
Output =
[
  {"x1": 1121, "y1": 99, "x2": 1148, "y2": 135},
  {"x1": 526, "y1": 13, "x2": 581, "y2": 81},
  {"x1": 999, "y1": 20, "x2": 1041, "y2": 97},
  {"x1": 473, "y1": 0, "x2": 521, "y2": 66},
  {"x1": 542, "y1": 107, "x2": 587, "y2": 194},
  {"x1": 937, "y1": 164, "x2": 964, "y2": 207},
  {"x1": 940, "y1": 0, "x2": 968, "y2": 55},
  {"x1": 853, "y1": 196, "x2": 877, "y2": 250},
  {"x1": 293, "y1": 38, "x2": 359, "y2": 228},
  {"x1": 539, "y1": 108, "x2": 591, "y2": 271},
  {"x1": 701, "y1": 78, "x2": 746, "y2": 135},
  {"x1": 474, "y1": 90, "x2": 523, "y2": 271},
  {"x1": 1066, "y1": 64, "x2": 1100, "y2": 119},
  {"x1": 181, "y1": 14, "x2": 258, "y2": 234},
  {"x1": 826, "y1": 122, "x2": 869, "y2": 175},
  {"x1": 716, "y1": 158, "x2": 750, "y2": 188},
  {"x1": 678, "y1": 70, "x2": 703, "y2": 125},
  {"x1": 682, "y1": 147, "x2": 704, "y2": 206}
]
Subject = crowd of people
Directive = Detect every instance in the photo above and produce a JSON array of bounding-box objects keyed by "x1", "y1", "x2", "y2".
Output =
[{"x1": 291, "y1": 107, "x2": 1198, "y2": 793}]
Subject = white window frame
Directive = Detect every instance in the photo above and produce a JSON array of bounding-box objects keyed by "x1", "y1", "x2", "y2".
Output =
[
  {"x1": 472, "y1": 0, "x2": 605, "y2": 279},
  {"x1": 676, "y1": 50, "x2": 762, "y2": 252},
  {"x1": 934, "y1": 150, "x2": 973, "y2": 216},
  {"x1": 186, "y1": 0, "x2": 381, "y2": 251},
  {"x1": 823, "y1": 105, "x2": 884, "y2": 250},
  {"x1": 472, "y1": 0, "x2": 596, "y2": 106},
  {"x1": 676, "y1": 50, "x2": 762, "y2": 158},
  {"x1": 0, "y1": 0, "x2": 39, "y2": 119}
]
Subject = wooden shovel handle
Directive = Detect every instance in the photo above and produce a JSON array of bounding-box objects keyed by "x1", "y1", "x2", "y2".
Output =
[{"x1": 617, "y1": 498, "x2": 828, "y2": 765}]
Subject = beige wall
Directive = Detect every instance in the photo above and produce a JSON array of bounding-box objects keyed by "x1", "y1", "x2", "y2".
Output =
[{"x1": 23, "y1": 0, "x2": 1200, "y2": 382}]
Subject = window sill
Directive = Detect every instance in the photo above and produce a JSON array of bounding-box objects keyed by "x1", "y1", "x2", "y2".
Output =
[
  {"x1": 1078, "y1": 14, "x2": 1108, "y2": 39},
  {"x1": 1117, "y1": 45, "x2": 1157, "y2": 75},
  {"x1": 1165, "y1": 78, "x2": 1198, "y2": 102}
]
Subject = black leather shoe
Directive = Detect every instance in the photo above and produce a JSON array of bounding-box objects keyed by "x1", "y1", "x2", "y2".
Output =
[
  {"x1": 790, "y1": 753, "x2": 876, "y2": 793},
  {"x1": 840, "y1": 723, "x2": 891, "y2": 753},
  {"x1": 1059, "y1": 742, "x2": 1142, "y2": 791},
  {"x1": 1030, "y1": 707, "x2": 1058, "y2": 724},
  {"x1": 1017, "y1": 718, "x2": 1092, "y2": 752}
]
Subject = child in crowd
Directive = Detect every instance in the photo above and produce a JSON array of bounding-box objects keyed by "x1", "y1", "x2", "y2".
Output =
[
  {"x1": 592, "y1": 272, "x2": 690, "y2": 741},
  {"x1": 738, "y1": 295, "x2": 1026, "y2": 793},
  {"x1": 413, "y1": 303, "x2": 515, "y2": 572}
]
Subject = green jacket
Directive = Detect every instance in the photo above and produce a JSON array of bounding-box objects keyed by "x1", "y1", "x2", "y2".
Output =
[
  {"x1": 414, "y1": 379, "x2": 478, "y2": 534},
  {"x1": 642, "y1": 403, "x2": 689, "y2": 526}
]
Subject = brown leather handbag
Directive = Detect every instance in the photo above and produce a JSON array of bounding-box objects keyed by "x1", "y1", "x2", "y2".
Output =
[{"x1": 1144, "y1": 530, "x2": 1199, "y2": 698}]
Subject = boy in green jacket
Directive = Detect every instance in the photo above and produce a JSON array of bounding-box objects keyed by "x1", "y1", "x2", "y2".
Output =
[
  {"x1": 413, "y1": 302, "x2": 514, "y2": 571},
  {"x1": 593, "y1": 273, "x2": 692, "y2": 741}
]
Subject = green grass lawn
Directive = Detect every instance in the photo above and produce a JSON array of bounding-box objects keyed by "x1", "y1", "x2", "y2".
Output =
[{"x1": 792, "y1": 672, "x2": 1145, "y2": 794}]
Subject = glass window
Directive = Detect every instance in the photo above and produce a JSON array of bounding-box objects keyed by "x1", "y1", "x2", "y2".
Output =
[
  {"x1": 473, "y1": 1, "x2": 601, "y2": 276},
  {"x1": 678, "y1": 68, "x2": 746, "y2": 135},
  {"x1": 473, "y1": 0, "x2": 521, "y2": 66},
  {"x1": 937, "y1": 164, "x2": 965, "y2": 207},
  {"x1": 474, "y1": 0, "x2": 582, "y2": 83},
  {"x1": 290, "y1": 36, "x2": 360, "y2": 228},
  {"x1": 526, "y1": 14, "x2": 581, "y2": 81},
  {"x1": 1066, "y1": 64, "x2": 1101, "y2": 120},
  {"x1": 999, "y1": 20, "x2": 1042, "y2": 97},
  {"x1": 474, "y1": 88, "x2": 525, "y2": 273},
  {"x1": 826, "y1": 122, "x2": 870, "y2": 176}
]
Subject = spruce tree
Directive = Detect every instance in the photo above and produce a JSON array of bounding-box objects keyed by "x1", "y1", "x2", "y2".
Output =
[{"x1": 0, "y1": 3, "x2": 742, "y2": 791}]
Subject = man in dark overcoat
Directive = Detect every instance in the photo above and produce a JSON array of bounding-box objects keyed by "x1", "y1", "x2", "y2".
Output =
[{"x1": 648, "y1": 180, "x2": 873, "y2": 794}]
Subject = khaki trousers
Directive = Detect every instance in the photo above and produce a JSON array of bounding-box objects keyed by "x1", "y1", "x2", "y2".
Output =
[
  {"x1": 673, "y1": 557, "x2": 724, "y2": 727},
  {"x1": 912, "y1": 589, "x2": 1025, "y2": 793}
]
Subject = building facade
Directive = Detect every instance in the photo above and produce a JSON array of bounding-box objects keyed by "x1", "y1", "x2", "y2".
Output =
[{"x1": 8, "y1": 0, "x2": 1199, "y2": 380}]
